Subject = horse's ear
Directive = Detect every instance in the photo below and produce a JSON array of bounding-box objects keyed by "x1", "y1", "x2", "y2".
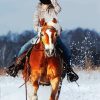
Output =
[
  {"x1": 44, "y1": 22, "x2": 47, "y2": 26},
  {"x1": 40, "y1": 18, "x2": 47, "y2": 26},
  {"x1": 52, "y1": 18, "x2": 57, "y2": 23}
]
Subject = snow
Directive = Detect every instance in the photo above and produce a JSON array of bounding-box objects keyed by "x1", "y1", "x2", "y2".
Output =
[{"x1": 0, "y1": 70, "x2": 100, "y2": 100}]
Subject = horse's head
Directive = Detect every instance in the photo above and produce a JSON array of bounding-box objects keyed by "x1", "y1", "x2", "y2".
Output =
[{"x1": 40, "y1": 18, "x2": 60, "y2": 57}]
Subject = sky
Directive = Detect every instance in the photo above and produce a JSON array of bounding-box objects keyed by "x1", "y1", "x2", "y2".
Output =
[{"x1": 0, "y1": 0, "x2": 100, "y2": 35}]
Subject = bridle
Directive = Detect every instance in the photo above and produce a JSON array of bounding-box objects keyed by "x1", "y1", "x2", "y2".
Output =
[
  {"x1": 41, "y1": 26, "x2": 58, "y2": 44},
  {"x1": 33, "y1": 26, "x2": 58, "y2": 52}
]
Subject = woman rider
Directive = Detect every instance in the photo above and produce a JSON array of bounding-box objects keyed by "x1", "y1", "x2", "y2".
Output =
[{"x1": 7, "y1": 0, "x2": 78, "y2": 82}]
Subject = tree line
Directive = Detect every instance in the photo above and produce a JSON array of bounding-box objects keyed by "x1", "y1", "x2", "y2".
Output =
[{"x1": 0, "y1": 28, "x2": 100, "y2": 68}]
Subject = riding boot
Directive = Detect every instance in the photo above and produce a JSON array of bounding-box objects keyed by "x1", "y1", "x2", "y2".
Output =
[
  {"x1": 55, "y1": 37, "x2": 79, "y2": 82},
  {"x1": 63, "y1": 62, "x2": 79, "y2": 82},
  {"x1": 7, "y1": 46, "x2": 33, "y2": 77},
  {"x1": 6, "y1": 55, "x2": 26, "y2": 77}
]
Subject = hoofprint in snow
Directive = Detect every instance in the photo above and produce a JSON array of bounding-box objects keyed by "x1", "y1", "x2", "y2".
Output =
[{"x1": 0, "y1": 70, "x2": 100, "y2": 100}]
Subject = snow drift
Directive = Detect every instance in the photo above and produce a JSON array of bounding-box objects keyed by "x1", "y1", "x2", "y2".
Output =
[{"x1": 0, "y1": 70, "x2": 100, "y2": 100}]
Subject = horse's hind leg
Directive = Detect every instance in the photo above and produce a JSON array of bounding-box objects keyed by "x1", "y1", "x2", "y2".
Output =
[{"x1": 50, "y1": 77, "x2": 60, "y2": 100}]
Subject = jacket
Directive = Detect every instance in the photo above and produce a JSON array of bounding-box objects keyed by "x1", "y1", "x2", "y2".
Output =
[{"x1": 33, "y1": 0, "x2": 61, "y2": 32}]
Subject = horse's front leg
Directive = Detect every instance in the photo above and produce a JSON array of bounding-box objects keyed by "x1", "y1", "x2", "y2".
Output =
[
  {"x1": 28, "y1": 81, "x2": 39, "y2": 100},
  {"x1": 32, "y1": 81, "x2": 39, "y2": 100},
  {"x1": 29, "y1": 75, "x2": 39, "y2": 100},
  {"x1": 50, "y1": 77, "x2": 60, "y2": 100}
]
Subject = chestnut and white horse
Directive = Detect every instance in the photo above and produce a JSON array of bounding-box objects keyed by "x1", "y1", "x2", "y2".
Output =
[{"x1": 23, "y1": 18, "x2": 63, "y2": 100}]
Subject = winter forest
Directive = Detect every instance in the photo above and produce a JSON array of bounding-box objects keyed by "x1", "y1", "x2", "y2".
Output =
[{"x1": 0, "y1": 28, "x2": 99, "y2": 68}]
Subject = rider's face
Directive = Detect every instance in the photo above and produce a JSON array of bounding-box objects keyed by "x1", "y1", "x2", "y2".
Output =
[{"x1": 41, "y1": 4, "x2": 49, "y2": 10}]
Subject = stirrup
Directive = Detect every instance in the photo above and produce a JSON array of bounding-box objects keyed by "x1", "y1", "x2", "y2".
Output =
[{"x1": 67, "y1": 71, "x2": 79, "y2": 82}]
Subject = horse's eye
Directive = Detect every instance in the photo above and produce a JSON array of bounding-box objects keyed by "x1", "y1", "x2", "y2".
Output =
[{"x1": 41, "y1": 34, "x2": 44, "y2": 37}]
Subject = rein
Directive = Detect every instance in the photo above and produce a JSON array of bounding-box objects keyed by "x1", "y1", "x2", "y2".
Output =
[
  {"x1": 32, "y1": 34, "x2": 45, "y2": 51},
  {"x1": 18, "y1": 38, "x2": 40, "y2": 100},
  {"x1": 19, "y1": 36, "x2": 44, "y2": 87}
]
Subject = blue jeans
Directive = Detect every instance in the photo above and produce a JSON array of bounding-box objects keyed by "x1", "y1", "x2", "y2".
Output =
[
  {"x1": 18, "y1": 35, "x2": 71, "y2": 64},
  {"x1": 18, "y1": 35, "x2": 38, "y2": 56},
  {"x1": 56, "y1": 37, "x2": 71, "y2": 64}
]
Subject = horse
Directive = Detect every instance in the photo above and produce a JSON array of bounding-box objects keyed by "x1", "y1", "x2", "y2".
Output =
[{"x1": 23, "y1": 19, "x2": 63, "y2": 100}]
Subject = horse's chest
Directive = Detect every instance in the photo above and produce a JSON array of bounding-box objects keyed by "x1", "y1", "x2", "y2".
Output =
[
  {"x1": 47, "y1": 65, "x2": 61, "y2": 79},
  {"x1": 40, "y1": 63, "x2": 60, "y2": 81}
]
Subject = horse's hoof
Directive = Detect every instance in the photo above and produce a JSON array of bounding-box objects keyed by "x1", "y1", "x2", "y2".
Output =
[{"x1": 31, "y1": 95, "x2": 38, "y2": 100}]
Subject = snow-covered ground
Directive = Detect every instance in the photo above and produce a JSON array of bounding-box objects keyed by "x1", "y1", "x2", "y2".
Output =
[{"x1": 0, "y1": 70, "x2": 100, "y2": 100}]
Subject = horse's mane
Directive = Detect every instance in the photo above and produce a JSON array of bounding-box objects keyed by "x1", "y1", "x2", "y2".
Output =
[{"x1": 47, "y1": 19, "x2": 61, "y2": 35}]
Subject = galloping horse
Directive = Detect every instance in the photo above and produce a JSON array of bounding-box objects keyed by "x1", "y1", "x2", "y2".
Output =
[{"x1": 23, "y1": 18, "x2": 63, "y2": 100}]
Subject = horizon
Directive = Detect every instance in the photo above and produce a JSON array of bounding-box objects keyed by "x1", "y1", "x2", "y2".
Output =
[{"x1": 0, "y1": 0, "x2": 100, "y2": 35}]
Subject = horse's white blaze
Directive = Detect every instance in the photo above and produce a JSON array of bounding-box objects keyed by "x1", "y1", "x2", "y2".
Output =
[{"x1": 45, "y1": 29, "x2": 54, "y2": 52}]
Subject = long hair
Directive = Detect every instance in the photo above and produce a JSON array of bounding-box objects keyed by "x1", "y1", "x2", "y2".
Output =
[{"x1": 39, "y1": 0, "x2": 51, "y2": 4}]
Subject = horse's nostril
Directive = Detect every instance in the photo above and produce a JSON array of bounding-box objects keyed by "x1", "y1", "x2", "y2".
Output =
[
  {"x1": 45, "y1": 49, "x2": 55, "y2": 56},
  {"x1": 46, "y1": 49, "x2": 49, "y2": 53},
  {"x1": 52, "y1": 49, "x2": 54, "y2": 54}
]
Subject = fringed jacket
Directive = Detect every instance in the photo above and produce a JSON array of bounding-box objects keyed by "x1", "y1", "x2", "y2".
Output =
[{"x1": 33, "y1": 0, "x2": 61, "y2": 32}]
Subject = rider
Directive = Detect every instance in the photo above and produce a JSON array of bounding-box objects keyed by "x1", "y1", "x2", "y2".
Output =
[{"x1": 7, "y1": 0, "x2": 79, "y2": 82}]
